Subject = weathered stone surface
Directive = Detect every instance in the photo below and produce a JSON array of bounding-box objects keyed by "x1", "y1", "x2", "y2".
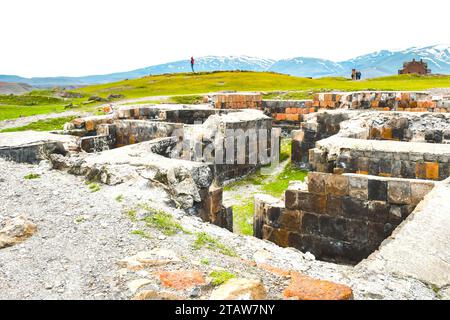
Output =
[
  {"x1": 325, "y1": 174, "x2": 349, "y2": 196},
  {"x1": 348, "y1": 175, "x2": 368, "y2": 200},
  {"x1": 410, "y1": 182, "x2": 434, "y2": 205},
  {"x1": 156, "y1": 270, "x2": 205, "y2": 290},
  {"x1": 368, "y1": 179, "x2": 387, "y2": 201},
  {"x1": 387, "y1": 181, "x2": 411, "y2": 205},
  {"x1": 308, "y1": 172, "x2": 326, "y2": 194},
  {"x1": 283, "y1": 272, "x2": 353, "y2": 300},
  {"x1": 117, "y1": 249, "x2": 181, "y2": 271},
  {"x1": 133, "y1": 290, "x2": 182, "y2": 300},
  {"x1": 210, "y1": 278, "x2": 267, "y2": 300},
  {"x1": 0, "y1": 215, "x2": 37, "y2": 249},
  {"x1": 127, "y1": 278, "x2": 152, "y2": 293}
]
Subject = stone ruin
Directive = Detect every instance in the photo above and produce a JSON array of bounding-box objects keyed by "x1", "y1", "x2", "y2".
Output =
[
  {"x1": 1, "y1": 90, "x2": 450, "y2": 277},
  {"x1": 253, "y1": 91, "x2": 450, "y2": 268},
  {"x1": 0, "y1": 103, "x2": 277, "y2": 232}
]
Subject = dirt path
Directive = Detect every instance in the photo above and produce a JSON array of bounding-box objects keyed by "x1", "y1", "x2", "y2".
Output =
[{"x1": 0, "y1": 110, "x2": 92, "y2": 131}]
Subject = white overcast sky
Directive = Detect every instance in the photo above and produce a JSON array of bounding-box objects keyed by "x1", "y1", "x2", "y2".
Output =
[{"x1": 1, "y1": 0, "x2": 449, "y2": 77}]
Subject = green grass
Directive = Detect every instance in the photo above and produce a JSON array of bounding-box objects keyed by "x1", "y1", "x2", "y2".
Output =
[
  {"x1": 87, "y1": 182, "x2": 100, "y2": 193},
  {"x1": 280, "y1": 138, "x2": 291, "y2": 162},
  {"x1": 77, "y1": 71, "x2": 450, "y2": 100},
  {"x1": 1, "y1": 72, "x2": 449, "y2": 122},
  {"x1": 24, "y1": 173, "x2": 40, "y2": 180},
  {"x1": 144, "y1": 210, "x2": 189, "y2": 236},
  {"x1": 169, "y1": 95, "x2": 203, "y2": 104},
  {"x1": 261, "y1": 163, "x2": 307, "y2": 198},
  {"x1": 200, "y1": 258, "x2": 210, "y2": 265},
  {"x1": 232, "y1": 200, "x2": 254, "y2": 236},
  {"x1": 193, "y1": 232, "x2": 237, "y2": 257},
  {"x1": 125, "y1": 209, "x2": 137, "y2": 222},
  {"x1": 0, "y1": 116, "x2": 76, "y2": 133},
  {"x1": 115, "y1": 194, "x2": 124, "y2": 202},
  {"x1": 131, "y1": 229, "x2": 151, "y2": 239},
  {"x1": 209, "y1": 270, "x2": 236, "y2": 286}
]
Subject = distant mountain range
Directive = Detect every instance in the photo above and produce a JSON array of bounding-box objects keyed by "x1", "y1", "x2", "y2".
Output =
[{"x1": 1, "y1": 45, "x2": 449, "y2": 89}]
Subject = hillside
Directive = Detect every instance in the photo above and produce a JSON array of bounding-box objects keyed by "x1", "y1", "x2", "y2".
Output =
[
  {"x1": 78, "y1": 71, "x2": 450, "y2": 99},
  {"x1": 1, "y1": 71, "x2": 450, "y2": 122},
  {"x1": 0, "y1": 82, "x2": 34, "y2": 95},
  {"x1": 1, "y1": 45, "x2": 449, "y2": 86}
]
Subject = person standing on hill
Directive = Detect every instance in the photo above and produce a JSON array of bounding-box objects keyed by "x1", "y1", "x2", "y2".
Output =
[{"x1": 191, "y1": 56, "x2": 195, "y2": 73}]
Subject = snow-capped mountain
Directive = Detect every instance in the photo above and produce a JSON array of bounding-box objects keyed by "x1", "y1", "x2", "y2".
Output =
[
  {"x1": 268, "y1": 57, "x2": 346, "y2": 77},
  {"x1": 1, "y1": 45, "x2": 449, "y2": 87}
]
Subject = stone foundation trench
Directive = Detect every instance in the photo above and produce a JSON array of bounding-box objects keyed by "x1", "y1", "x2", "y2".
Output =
[{"x1": 1, "y1": 91, "x2": 450, "y2": 300}]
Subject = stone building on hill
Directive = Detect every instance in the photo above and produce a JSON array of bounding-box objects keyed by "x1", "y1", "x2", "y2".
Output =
[{"x1": 398, "y1": 58, "x2": 431, "y2": 75}]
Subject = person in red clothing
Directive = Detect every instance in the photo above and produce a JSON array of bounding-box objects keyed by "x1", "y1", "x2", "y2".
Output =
[{"x1": 190, "y1": 56, "x2": 195, "y2": 73}]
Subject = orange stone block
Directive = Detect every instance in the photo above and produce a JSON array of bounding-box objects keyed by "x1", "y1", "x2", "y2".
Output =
[
  {"x1": 401, "y1": 92, "x2": 410, "y2": 101},
  {"x1": 425, "y1": 162, "x2": 439, "y2": 180},
  {"x1": 275, "y1": 113, "x2": 286, "y2": 121},
  {"x1": 309, "y1": 107, "x2": 315, "y2": 113},
  {"x1": 257, "y1": 263, "x2": 291, "y2": 277},
  {"x1": 286, "y1": 114, "x2": 300, "y2": 121},
  {"x1": 85, "y1": 120, "x2": 95, "y2": 131},
  {"x1": 156, "y1": 270, "x2": 205, "y2": 290},
  {"x1": 371, "y1": 101, "x2": 379, "y2": 108},
  {"x1": 283, "y1": 272, "x2": 353, "y2": 300},
  {"x1": 356, "y1": 170, "x2": 368, "y2": 175},
  {"x1": 305, "y1": 100, "x2": 313, "y2": 108},
  {"x1": 380, "y1": 127, "x2": 392, "y2": 140},
  {"x1": 313, "y1": 100, "x2": 320, "y2": 107}
]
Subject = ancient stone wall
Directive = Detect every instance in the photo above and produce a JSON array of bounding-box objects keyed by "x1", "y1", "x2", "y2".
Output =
[
  {"x1": 262, "y1": 100, "x2": 314, "y2": 126},
  {"x1": 313, "y1": 91, "x2": 449, "y2": 112},
  {"x1": 310, "y1": 136, "x2": 450, "y2": 181},
  {"x1": 254, "y1": 172, "x2": 435, "y2": 264},
  {"x1": 208, "y1": 93, "x2": 262, "y2": 109},
  {"x1": 291, "y1": 111, "x2": 353, "y2": 165}
]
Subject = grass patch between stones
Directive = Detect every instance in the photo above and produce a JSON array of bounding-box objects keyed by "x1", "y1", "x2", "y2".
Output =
[
  {"x1": 209, "y1": 270, "x2": 236, "y2": 286},
  {"x1": 193, "y1": 232, "x2": 237, "y2": 257}
]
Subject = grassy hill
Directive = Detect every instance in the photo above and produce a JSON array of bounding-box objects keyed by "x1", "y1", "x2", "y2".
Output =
[
  {"x1": 79, "y1": 71, "x2": 450, "y2": 98},
  {"x1": 1, "y1": 71, "x2": 450, "y2": 122}
]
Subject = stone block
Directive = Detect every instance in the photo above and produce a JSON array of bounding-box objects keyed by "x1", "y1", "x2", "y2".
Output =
[
  {"x1": 356, "y1": 157, "x2": 369, "y2": 174},
  {"x1": 264, "y1": 206, "x2": 282, "y2": 228},
  {"x1": 262, "y1": 225, "x2": 289, "y2": 247},
  {"x1": 319, "y1": 215, "x2": 347, "y2": 241},
  {"x1": 283, "y1": 272, "x2": 353, "y2": 300},
  {"x1": 387, "y1": 180, "x2": 411, "y2": 205},
  {"x1": 308, "y1": 172, "x2": 326, "y2": 194},
  {"x1": 279, "y1": 210, "x2": 301, "y2": 231},
  {"x1": 285, "y1": 190, "x2": 298, "y2": 210},
  {"x1": 325, "y1": 174, "x2": 349, "y2": 196},
  {"x1": 401, "y1": 161, "x2": 416, "y2": 179},
  {"x1": 368, "y1": 158, "x2": 380, "y2": 176},
  {"x1": 367, "y1": 179, "x2": 387, "y2": 201},
  {"x1": 326, "y1": 195, "x2": 343, "y2": 216},
  {"x1": 348, "y1": 175, "x2": 368, "y2": 200},
  {"x1": 346, "y1": 219, "x2": 368, "y2": 243},
  {"x1": 367, "y1": 201, "x2": 390, "y2": 223},
  {"x1": 342, "y1": 197, "x2": 368, "y2": 220},
  {"x1": 425, "y1": 162, "x2": 439, "y2": 180},
  {"x1": 388, "y1": 205, "x2": 403, "y2": 224},
  {"x1": 301, "y1": 213, "x2": 319, "y2": 235},
  {"x1": 410, "y1": 182, "x2": 434, "y2": 205}
]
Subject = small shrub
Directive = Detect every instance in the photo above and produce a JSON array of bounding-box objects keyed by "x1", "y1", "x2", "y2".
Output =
[
  {"x1": 200, "y1": 258, "x2": 210, "y2": 265},
  {"x1": 115, "y1": 194, "x2": 124, "y2": 202},
  {"x1": 209, "y1": 270, "x2": 236, "y2": 286},
  {"x1": 24, "y1": 173, "x2": 40, "y2": 180}
]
